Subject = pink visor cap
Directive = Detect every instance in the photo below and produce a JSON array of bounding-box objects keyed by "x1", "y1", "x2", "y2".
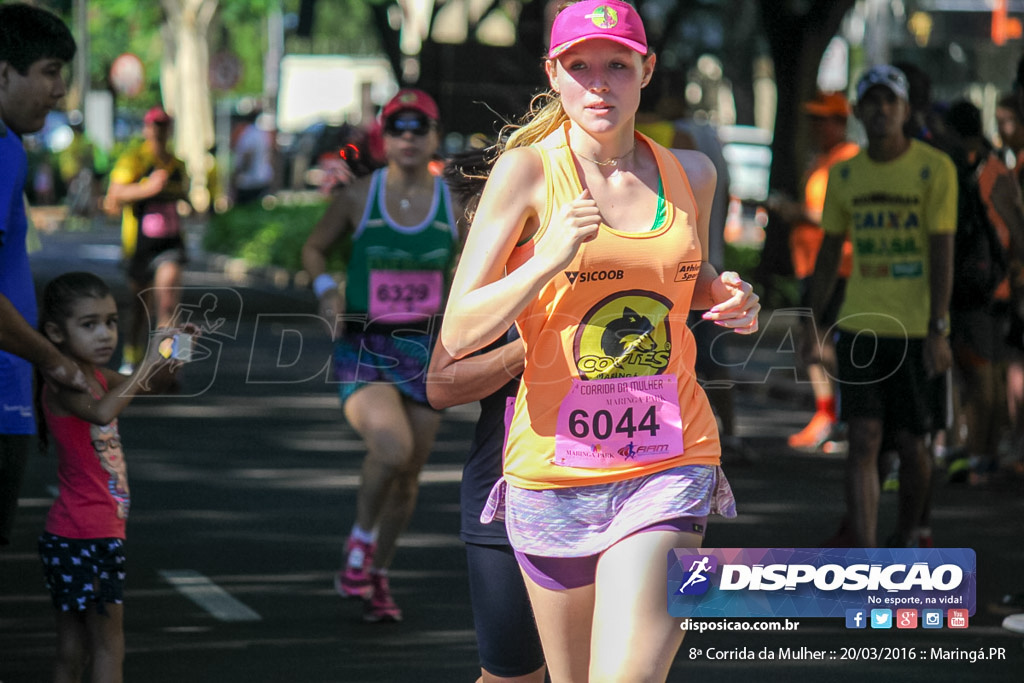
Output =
[{"x1": 548, "y1": 0, "x2": 648, "y2": 58}]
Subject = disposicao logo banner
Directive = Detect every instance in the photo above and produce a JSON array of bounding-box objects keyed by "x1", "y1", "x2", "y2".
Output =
[{"x1": 667, "y1": 548, "x2": 976, "y2": 618}]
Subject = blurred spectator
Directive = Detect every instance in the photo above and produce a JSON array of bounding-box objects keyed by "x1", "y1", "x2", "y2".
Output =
[
  {"x1": 996, "y1": 93, "x2": 1024, "y2": 171},
  {"x1": 636, "y1": 79, "x2": 754, "y2": 461},
  {"x1": 944, "y1": 100, "x2": 1024, "y2": 485},
  {"x1": 230, "y1": 109, "x2": 274, "y2": 205},
  {"x1": 997, "y1": 92, "x2": 1024, "y2": 475},
  {"x1": 204, "y1": 144, "x2": 228, "y2": 214},
  {"x1": 57, "y1": 111, "x2": 105, "y2": 217},
  {"x1": 671, "y1": 104, "x2": 729, "y2": 271},
  {"x1": 894, "y1": 61, "x2": 947, "y2": 147},
  {"x1": 771, "y1": 92, "x2": 859, "y2": 450},
  {"x1": 26, "y1": 135, "x2": 56, "y2": 205},
  {"x1": 999, "y1": 54, "x2": 1024, "y2": 637},
  {"x1": 889, "y1": 61, "x2": 956, "y2": 519}
]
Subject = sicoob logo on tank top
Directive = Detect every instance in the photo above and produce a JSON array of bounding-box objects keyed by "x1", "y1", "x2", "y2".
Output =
[{"x1": 573, "y1": 290, "x2": 673, "y2": 380}]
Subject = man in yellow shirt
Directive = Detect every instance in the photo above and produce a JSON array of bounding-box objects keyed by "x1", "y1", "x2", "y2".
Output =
[{"x1": 807, "y1": 65, "x2": 955, "y2": 548}]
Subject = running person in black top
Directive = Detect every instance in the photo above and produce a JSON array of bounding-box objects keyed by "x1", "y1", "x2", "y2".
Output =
[{"x1": 427, "y1": 150, "x2": 544, "y2": 682}]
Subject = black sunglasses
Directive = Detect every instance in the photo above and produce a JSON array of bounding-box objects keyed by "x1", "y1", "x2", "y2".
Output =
[{"x1": 384, "y1": 114, "x2": 432, "y2": 137}]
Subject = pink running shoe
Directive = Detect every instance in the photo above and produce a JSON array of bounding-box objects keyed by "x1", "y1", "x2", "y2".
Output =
[
  {"x1": 363, "y1": 572, "x2": 402, "y2": 623},
  {"x1": 334, "y1": 536, "x2": 375, "y2": 599}
]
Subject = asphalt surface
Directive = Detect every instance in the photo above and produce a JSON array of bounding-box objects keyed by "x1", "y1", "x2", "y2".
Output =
[{"x1": 1, "y1": 216, "x2": 1023, "y2": 682}]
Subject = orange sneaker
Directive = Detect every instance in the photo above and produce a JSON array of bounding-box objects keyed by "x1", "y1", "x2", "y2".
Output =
[{"x1": 788, "y1": 411, "x2": 835, "y2": 449}]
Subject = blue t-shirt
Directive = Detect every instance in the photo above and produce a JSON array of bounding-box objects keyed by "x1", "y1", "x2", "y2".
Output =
[
  {"x1": 0, "y1": 125, "x2": 37, "y2": 434},
  {"x1": 460, "y1": 328, "x2": 521, "y2": 545}
]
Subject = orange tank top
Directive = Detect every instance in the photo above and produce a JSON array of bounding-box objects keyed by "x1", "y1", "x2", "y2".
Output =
[
  {"x1": 977, "y1": 153, "x2": 1015, "y2": 301},
  {"x1": 790, "y1": 141, "x2": 859, "y2": 279},
  {"x1": 502, "y1": 123, "x2": 720, "y2": 490}
]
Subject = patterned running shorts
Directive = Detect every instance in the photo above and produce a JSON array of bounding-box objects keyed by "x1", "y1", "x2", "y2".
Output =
[
  {"x1": 38, "y1": 532, "x2": 126, "y2": 613},
  {"x1": 332, "y1": 330, "x2": 434, "y2": 406}
]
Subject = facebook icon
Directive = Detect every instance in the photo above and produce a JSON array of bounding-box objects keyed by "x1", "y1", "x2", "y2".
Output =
[{"x1": 846, "y1": 609, "x2": 866, "y2": 629}]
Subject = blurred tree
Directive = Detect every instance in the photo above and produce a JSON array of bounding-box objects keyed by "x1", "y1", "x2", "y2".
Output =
[
  {"x1": 159, "y1": 0, "x2": 218, "y2": 211},
  {"x1": 282, "y1": 0, "x2": 381, "y2": 57},
  {"x1": 71, "y1": 0, "x2": 377, "y2": 210},
  {"x1": 84, "y1": 0, "x2": 165, "y2": 108},
  {"x1": 78, "y1": 1, "x2": 377, "y2": 111},
  {"x1": 756, "y1": 0, "x2": 856, "y2": 288},
  {"x1": 68, "y1": 0, "x2": 856, "y2": 223},
  {"x1": 758, "y1": 0, "x2": 855, "y2": 198}
]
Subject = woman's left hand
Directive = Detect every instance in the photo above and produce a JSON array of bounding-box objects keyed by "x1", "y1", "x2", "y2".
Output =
[{"x1": 702, "y1": 271, "x2": 760, "y2": 335}]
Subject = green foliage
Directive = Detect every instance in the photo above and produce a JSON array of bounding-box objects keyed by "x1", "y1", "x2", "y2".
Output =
[
  {"x1": 723, "y1": 242, "x2": 760, "y2": 283},
  {"x1": 723, "y1": 242, "x2": 799, "y2": 310},
  {"x1": 65, "y1": 0, "x2": 381, "y2": 109},
  {"x1": 281, "y1": 0, "x2": 381, "y2": 57},
  {"x1": 204, "y1": 199, "x2": 350, "y2": 273},
  {"x1": 85, "y1": 1, "x2": 165, "y2": 108}
]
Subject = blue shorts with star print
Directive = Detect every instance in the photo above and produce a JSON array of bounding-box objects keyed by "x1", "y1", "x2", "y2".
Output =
[{"x1": 38, "y1": 532, "x2": 126, "y2": 612}]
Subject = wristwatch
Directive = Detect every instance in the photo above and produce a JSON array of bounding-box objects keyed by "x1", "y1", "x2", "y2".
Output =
[{"x1": 928, "y1": 317, "x2": 949, "y2": 335}]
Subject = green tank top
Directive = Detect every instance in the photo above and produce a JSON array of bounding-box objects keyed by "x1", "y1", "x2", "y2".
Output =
[{"x1": 346, "y1": 168, "x2": 459, "y2": 329}]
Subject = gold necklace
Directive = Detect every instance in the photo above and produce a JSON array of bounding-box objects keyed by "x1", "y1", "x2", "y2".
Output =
[{"x1": 574, "y1": 142, "x2": 636, "y2": 168}]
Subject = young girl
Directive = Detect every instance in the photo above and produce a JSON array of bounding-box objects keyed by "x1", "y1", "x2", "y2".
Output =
[
  {"x1": 35, "y1": 271, "x2": 189, "y2": 683},
  {"x1": 440, "y1": 2, "x2": 759, "y2": 681}
]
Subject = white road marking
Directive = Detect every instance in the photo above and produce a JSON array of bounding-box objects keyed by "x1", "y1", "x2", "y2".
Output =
[{"x1": 159, "y1": 569, "x2": 261, "y2": 622}]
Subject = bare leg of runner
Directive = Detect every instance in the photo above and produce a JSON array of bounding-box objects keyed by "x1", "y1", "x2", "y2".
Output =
[
  {"x1": 372, "y1": 399, "x2": 441, "y2": 569},
  {"x1": 521, "y1": 578, "x2": 595, "y2": 682},
  {"x1": 590, "y1": 530, "x2": 700, "y2": 683}
]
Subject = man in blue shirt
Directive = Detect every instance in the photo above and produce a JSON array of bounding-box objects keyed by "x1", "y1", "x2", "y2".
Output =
[{"x1": 0, "y1": 3, "x2": 85, "y2": 546}]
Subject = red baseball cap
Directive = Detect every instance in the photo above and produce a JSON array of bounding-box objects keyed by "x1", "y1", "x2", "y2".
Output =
[
  {"x1": 144, "y1": 106, "x2": 172, "y2": 125},
  {"x1": 548, "y1": 0, "x2": 647, "y2": 59},
  {"x1": 381, "y1": 89, "x2": 439, "y2": 122}
]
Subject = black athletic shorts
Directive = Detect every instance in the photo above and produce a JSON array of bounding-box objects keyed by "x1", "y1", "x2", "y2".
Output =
[
  {"x1": 465, "y1": 543, "x2": 544, "y2": 678},
  {"x1": 836, "y1": 331, "x2": 941, "y2": 435}
]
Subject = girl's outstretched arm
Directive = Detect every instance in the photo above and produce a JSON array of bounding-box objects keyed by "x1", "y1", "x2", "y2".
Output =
[{"x1": 52, "y1": 328, "x2": 191, "y2": 425}]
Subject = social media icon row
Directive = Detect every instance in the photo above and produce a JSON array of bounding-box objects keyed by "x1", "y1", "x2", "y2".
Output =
[{"x1": 845, "y1": 608, "x2": 969, "y2": 629}]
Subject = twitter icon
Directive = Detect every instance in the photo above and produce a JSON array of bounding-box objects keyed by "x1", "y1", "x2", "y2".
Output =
[{"x1": 870, "y1": 609, "x2": 892, "y2": 629}]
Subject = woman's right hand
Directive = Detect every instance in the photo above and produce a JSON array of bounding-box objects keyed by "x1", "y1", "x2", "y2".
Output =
[{"x1": 534, "y1": 189, "x2": 602, "y2": 275}]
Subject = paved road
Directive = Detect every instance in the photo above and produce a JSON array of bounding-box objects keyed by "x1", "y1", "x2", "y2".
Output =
[{"x1": 1, "y1": 222, "x2": 1022, "y2": 682}]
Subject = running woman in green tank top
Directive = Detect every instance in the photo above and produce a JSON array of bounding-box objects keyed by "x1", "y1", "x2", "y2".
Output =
[
  {"x1": 302, "y1": 89, "x2": 467, "y2": 623},
  {"x1": 344, "y1": 166, "x2": 459, "y2": 325}
]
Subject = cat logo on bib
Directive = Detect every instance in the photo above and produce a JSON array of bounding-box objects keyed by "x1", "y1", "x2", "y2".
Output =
[{"x1": 556, "y1": 290, "x2": 684, "y2": 468}]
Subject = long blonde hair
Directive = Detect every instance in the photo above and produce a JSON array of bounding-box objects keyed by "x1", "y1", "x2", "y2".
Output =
[
  {"x1": 501, "y1": 90, "x2": 569, "y2": 152},
  {"x1": 444, "y1": 87, "x2": 567, "y2": 216}
]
